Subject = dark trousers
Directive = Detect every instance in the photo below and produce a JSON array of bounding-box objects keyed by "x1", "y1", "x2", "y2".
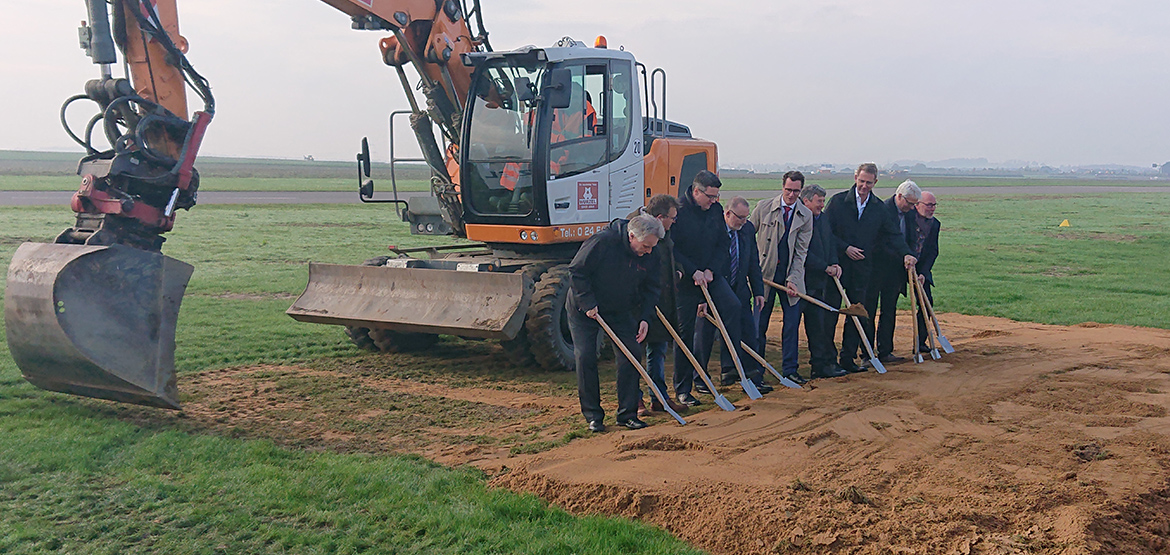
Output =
[
  {"x1": 567, "y1": 298, "x2": 641, "y2": 424},
  {"x1": 803, "y1": 283, "x2": 839, "y2": 372},
  {"x1": 696, "y1": 288, "x2": 760, "y2": 383},
  {"x1": 838, "y1": 266, "x2": 877, "y2": 366},
  {"x1": 916, "y1": 282, "x2": 934, "y2": 347},
  {"x1": 675, "y1": 276, "x2": 738, "y2": 393},
  {"x1": 757, "y1": 287, "x2": 802, "y2": 376},
  {"x1": 876, "y1": 271, "x2": 905, "y2": 357}
]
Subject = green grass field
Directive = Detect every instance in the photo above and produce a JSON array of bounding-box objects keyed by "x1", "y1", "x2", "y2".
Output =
[{"x1": 1, "y1": 193, "x2": 1168, "y2": 552}]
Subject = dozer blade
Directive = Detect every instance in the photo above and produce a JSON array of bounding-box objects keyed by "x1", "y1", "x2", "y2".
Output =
[
  {"x1": 286, "y1": 263, "x2": 533, "y2": 340},
  {"x1": 5, "y1": 243, "x2": 193, "y2": 410}
]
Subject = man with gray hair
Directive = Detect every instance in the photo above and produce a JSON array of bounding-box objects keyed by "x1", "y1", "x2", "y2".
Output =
[
  {"x1": 875, "y1": 179, "x2": 922, "y2": 363},
  {"x1": 567, "y1": 214, "x2": 664, "y2": 432},
  {"x1": 799, "y1": 184, "x2": 848, "y2": 378}
]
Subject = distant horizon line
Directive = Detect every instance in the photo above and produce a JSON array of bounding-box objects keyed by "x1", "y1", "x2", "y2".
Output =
[{"x1": 3, "y1": 148, "x2": 1162, "y2": 171}]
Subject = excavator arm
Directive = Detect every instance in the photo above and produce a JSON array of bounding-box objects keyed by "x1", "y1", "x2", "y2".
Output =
[{"x1": 6, "y1": 0, "x2": 490, "y2": 409}]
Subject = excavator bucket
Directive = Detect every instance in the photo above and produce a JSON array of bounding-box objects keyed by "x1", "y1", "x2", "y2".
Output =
[
  {"x1": 5, "y1": 242, "x2": 193, "y2": 409},
  {"x1": 286, "y1": 263, "x2": 532, "y2": 340}
]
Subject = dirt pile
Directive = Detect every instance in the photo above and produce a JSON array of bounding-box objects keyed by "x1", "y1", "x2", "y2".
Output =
[
  {"x1": 110, "y1": 312, "x2": 1170, "y2": 553},
  {"x1": 492, "y1": 314, "x2": 1170, "y2": 554}
]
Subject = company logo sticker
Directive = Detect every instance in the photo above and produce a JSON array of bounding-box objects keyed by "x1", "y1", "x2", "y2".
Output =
[{"x1": 577, "y1": 181, "x2": 599, "y2": 210}]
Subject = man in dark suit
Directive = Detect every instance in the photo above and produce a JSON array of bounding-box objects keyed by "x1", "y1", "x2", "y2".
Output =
[
  {"x1": 799, "y1": 184, "x2": 848, "y2": 379},
  {"x1": 671, "y1": 170, "x2": 732, "y2": 406},
  {"x1": 694, "y1": 196, "x2": 770, "y2": 393},
  {"x1": 875, "y1": 180, "x2": 922, "y2": 363},
  {"x1": 824, "y1": 163, "x2": 918, "y2": 373},
  {"x1": 913, "y1": 190, "x2": 941, "y2": 349}
]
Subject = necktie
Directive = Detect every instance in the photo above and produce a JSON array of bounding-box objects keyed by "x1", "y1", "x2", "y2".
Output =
[
  {"x1": 729, "y1": 229, "x2": 739, "y2": 283},
  {"x1": 899, "y1": 210, "x2": 907, "y2": 236},
  {"x1": 783, "y1": 205, "x2": 792, "y2": 228}
]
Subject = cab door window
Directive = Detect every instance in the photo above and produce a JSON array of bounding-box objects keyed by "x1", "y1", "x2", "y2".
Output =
[{"x1": 549, "y1": 64, "x2": 607, "y2": 179}]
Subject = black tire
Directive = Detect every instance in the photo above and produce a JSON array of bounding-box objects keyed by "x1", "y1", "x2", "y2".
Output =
[
  {"x1": 345, "y1": 326, "x2": 378, "y2": 351},
  {"x1": 499, "y1": 263, "x2": 549, "y2": 367},
  {"x1": 368, "y1": 328, "x2": 440, "y2": 352},
  {"x1": 526, "y1": 265, "x2": 575, "y2": 372},
  {"x1": 343, "y1": 255, "x2": 438, "y2": 353}
]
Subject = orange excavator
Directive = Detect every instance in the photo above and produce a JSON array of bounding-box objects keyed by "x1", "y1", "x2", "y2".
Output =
[{"x1": 4, "y1": 0, "x2": 718, "y2": 409}]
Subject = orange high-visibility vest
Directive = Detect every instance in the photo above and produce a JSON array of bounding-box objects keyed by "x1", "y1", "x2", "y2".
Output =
[{"x1": 500, "y1": 162, "x2": 521, "y2": 191}]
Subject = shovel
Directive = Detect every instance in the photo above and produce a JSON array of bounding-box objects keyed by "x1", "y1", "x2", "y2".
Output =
[
  {"x1": 699, "y1": 282, "x2": 762, "y2": 400},
  {"x1": 832, "y1": 275, "x2": 886, "y2": 374},
  {"x1": 907, "y1": 267, "x2": 924, "y2": 363},
  {"x1": 700, "y1": 312, "x2": 802, "y2": 390},
  {"x1": 764, "y1": 279, "x2": 868, "y2": 318},
  {"x1": 915, "y1": 279, "x2": 955, "y2": 354},
  {"x1": 912, "y1": 276, "x2": 942, "y2": 359},
  {"x1": 657, "y1": 308, "x2": 736, "y2": 412},
  {"x1": 594, "y1": 313, "x2": 686, "y2": 425}
]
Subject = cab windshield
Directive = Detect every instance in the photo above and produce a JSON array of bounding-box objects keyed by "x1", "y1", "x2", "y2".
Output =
[{"x1": 464, "y1": 58, "x2": 545, "y2": 216}]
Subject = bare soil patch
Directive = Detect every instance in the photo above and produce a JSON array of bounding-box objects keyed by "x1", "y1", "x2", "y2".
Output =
[{"x1": 103, "y1": 312, "x2": 1170, "y2": 553}]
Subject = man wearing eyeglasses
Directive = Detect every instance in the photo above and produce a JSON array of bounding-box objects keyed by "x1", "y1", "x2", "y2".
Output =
[
  {"x1": 874, "y1": 180, "x2": 923, "y2": 363},
  {"x1": 912, "y1": 190, "x2": 941, "y2": 350},
  {"x1": 749, "y1": 170, "x2": 813, "y2": 384},
  {"x1": 825, "y1": 164, "x2": 917, "y2": 373},
  {"x1": 693, "y1": 196, "x2": 769, "y2": 393},
  {"x1": 670, "y1": 170, "x2": 733, "y2": 407}
]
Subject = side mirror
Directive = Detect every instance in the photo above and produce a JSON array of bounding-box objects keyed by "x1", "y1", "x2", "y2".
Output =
[
  {"x1": 542, "y1": 68, "x2": 572, "y2": 109},
  {"x1": 359, "y1": 137, "x2": 372, "y2": 178},
  {"x1": 515, "y1": 77, "x2": 535, "y2": 103}
]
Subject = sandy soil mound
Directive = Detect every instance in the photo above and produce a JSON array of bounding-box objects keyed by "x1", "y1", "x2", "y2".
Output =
[{"x1": 492, "y1": 313, "x2": 1170, "y2": 554}]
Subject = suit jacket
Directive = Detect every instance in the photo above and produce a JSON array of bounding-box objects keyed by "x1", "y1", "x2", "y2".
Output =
[
  {"x1": 749, "y1": 194, "x2": 813, "y2": 306},
  {"x1": 876, "y1": 196, "x2": 920, "y2": 293},
  {"x1": 824, "y1": 186, "x2": 909, "y2": 282},
  {"x1": 915, "y1": 216, "x2": 940, "y2": 286},
  {"x1": 804, "y1": 212, "x2": 839, "y2": 292},
  {"x1": 723, "y1": 220, "x2": 764, "y2": 303}
]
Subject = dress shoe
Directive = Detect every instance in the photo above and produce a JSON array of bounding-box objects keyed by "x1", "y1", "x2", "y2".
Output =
[
  {"x1": 782, "y1": 373, "x2": 808, "y2": 386},
  {"x1": 588, "y1": 420, "x2": 606, "y2": 433},
  {"x1": 655, "y1": 398, "x2": 687, "y2": 412},
  {"x1": 638, "y1": 399, "x2": 652, "y2": 418},
  {"x1": 754, "y1": 381, "x2": 775, "y2": 393},
  {"x1": 694, "y1": 382, "x2": 712, "y2": 395},
  {"x1": 811, "y1": 366, "x2": 849, "y2": 379},
  {"x1": 917, "y1": 344, "x2": 931, "y2": 353},
  {"x1": 841, "y1": 361, "x2": 866, "y2": 374},
  {"x1": 878, "y1": 354, "x2": 906, "y2": 364},
  {"x1": 720, "y1": 375, "x2": 737, "y2": 387},
  {"x1": 617, "y1": 418, "x2": 648, "y2": 430},
  {"x1": 677, "y1": 393, "x2": 702, "y2": 407}
]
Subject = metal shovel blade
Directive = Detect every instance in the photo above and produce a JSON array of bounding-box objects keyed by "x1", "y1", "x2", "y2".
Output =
[
  {"x1": 713, "y1": 394, "x2": 737, "y2": 411},
  {"x1": 840, "y1": 303, "x2": 870, "y2": 318},
  {"x1": 5, "y1": 242, "x2": 193, "y2": 409},
  {"x1": 915, "y1": 353, "x2": 925, "y2": 363},
  {"x1": 939, "y1": 335, "x2": 955, "y2": 353},
  {"x1": 869, "y1": 357, "x2": 887, "y2": 374},
  {"x1": 931, "y1": 349, "x2": 941, "y2": 360},
  {"x1": 656, "y1": 385, "x2": 687, "y2": 425},
  {"x1": 741, "y1": 378, "x2": 763, "y2": 399}
]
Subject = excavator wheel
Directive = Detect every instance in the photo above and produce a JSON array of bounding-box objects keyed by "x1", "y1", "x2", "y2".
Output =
[
  {"x1": 525, "y1": 264, "x2": 609, "y2": 371},
  {"x1": 342, "y1": 255, "x2": 393, "y2": 351},
  {"x1": 499, "y1": 263, "x2": 549, "y2": 367},
  {"x1": 368, "y1": 329, "x2": 440, "y2": 353},
  {"x1": 525, "y1": 265, "x2": 574, "y2": 371}
]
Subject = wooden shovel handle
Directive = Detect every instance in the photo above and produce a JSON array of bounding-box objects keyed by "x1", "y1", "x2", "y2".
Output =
[
  {"x1": 699, "y1": 282, "x2": 750, "y2": 381},
  {"x1": 594, "y1": 313, "x2": 672, "y2": 411},
  {"x1": 656, "y1": 307, "x2": 722, "y2": 395},
  {"x1": 763, "y1": 278, "x2": 836, "y2": 313}
]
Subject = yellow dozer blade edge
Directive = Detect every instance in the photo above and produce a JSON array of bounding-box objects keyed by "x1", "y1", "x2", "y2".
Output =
[
  {"x1": 5, "y1": 242, "x2": 192, "y2": 410},
  {"x1": 286, "y1": 263, "x2": 534, "y2": 340}
]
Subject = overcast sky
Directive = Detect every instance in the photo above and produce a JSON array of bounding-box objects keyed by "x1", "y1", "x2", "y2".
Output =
[{"x1": 2, "y1": 0, "x2": 1167, "y2": 167}]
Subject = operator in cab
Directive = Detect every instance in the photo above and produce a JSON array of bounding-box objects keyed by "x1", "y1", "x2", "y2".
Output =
[{"x1": 567, "y1": 214, "x2": 665, "y2": 432}]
